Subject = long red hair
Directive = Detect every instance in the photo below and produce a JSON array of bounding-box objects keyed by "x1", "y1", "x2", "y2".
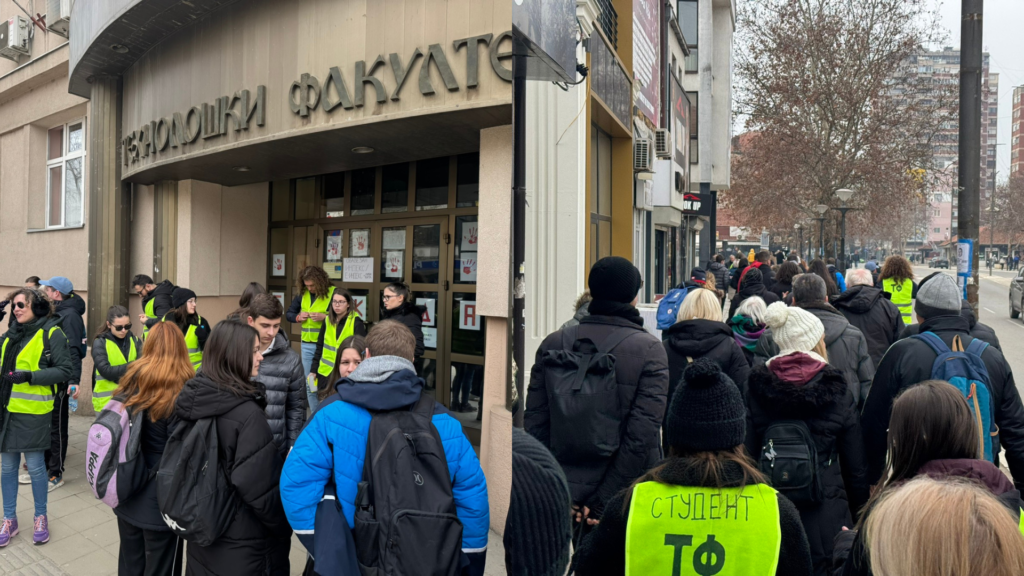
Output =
[{"x1": 115, "y1": 322, "x2": 194, "y2": 421}]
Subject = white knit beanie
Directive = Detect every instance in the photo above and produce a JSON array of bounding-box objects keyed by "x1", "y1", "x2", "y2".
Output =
[{"x1": 764, "y1": 302, "x2": 825, "y2": 353}]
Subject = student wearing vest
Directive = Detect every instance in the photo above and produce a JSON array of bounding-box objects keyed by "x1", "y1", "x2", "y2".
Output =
[
  {"x1": 285, "y1": 266, "x2": 335, "y2": 380},
  {"x1": 877, "y1": 255, "x2": 916, "y2": 326},
  {"x1": 576, "y1": 358, "x2": 812, "y2": 576},
  {"x1": 309, "y1": 288, "x2": 365, "y2": 409},
  {"x1": 131, "y1": 275, "x2": 176, "y2": 339},
  {"x1": 0, "y1": 288, "x2": 73, "y2": 547},
  {"x1": 316, "y1": 335, "x2": 366, "y2": 405},
  {"x1": 90, "y1": 306, "x2": 142, "y2": 412},
  {"x1": 835, "y1": 380, "x2": 1024, "y2": 576},
  {"x1": 161, "y1": 288, "x2": 210, "y2": 372}
]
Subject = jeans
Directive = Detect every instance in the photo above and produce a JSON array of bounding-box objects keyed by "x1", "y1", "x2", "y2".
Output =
[
  {"x1": 301, "y1": 342, "x2": 318, "y2": 412},
  {"x1": 2, "y1": 451, "x2": 46, "y2": 518},
  {"x1": 44, "y1": 389, "x2": 69, "y2": 478}
]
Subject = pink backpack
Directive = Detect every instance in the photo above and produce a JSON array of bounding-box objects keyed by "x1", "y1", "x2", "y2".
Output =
[{"x1": 86, "y1": 397, "x2": 150, "y2": 508}]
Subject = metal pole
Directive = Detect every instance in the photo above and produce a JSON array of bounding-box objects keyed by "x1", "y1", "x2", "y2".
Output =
[
  {"x1": 840, "y1": 208, "x2": 848, "y2": 275},
  {"x1": 510, "y1": 52, "x2": 526, "y2": 427},
  {"x1": 959, "y1": 0, "x2": 983, "y2": 317},
  {"x1": 818, "y1": 217, "x2": 825, "y2": 259}
]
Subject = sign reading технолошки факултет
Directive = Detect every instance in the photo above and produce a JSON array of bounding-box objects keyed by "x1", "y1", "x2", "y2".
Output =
[{"x1": 121, "y1": 32, "x2": 513, "y2": 167}]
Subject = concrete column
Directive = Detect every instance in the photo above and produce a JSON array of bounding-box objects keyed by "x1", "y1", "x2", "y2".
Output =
[
  {"x1": 152, "y1": 180, "x2": 179, "y2": 284},
  {"x1": 87, "y1": 77, "x2": 131, "y2": 339}
]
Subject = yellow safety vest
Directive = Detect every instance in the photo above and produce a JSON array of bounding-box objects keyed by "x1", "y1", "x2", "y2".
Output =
[
  {"x1": 1, "y1": 326, "x2": 63, "y2": 415},
  {"x1": 882, "y1": 278, "x2": 914, "y2": 325},
  {"x1": 301, "y1": 287, "x2": 335, "y2": 343},
  {"x1": 625, "y1": 482, "x2": 781, "y2": 576},
  {"x1": 163, "y1": 314, "x2": 203, "y2": 371},
  {"x1": 93, "y1": 337, "x2": 138, "y2": 412},
  {"x1": 143, "y1": 297, "x2": 156, "y2": 339},
  {"x1": 317, "y1": 314, "x2": 359, "y2": 378}
]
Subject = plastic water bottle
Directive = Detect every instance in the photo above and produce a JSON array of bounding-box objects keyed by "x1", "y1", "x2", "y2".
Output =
[{"x1": 68, "y1": 386, "x2": 78, "y2": 413}]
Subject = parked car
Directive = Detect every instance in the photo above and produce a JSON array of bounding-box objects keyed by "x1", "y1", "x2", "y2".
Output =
[
  {"x1": 1011, "y1": 267, "x2": 1024, "y2": 320},
  {"x1": 930, "y1": 258, "x2": 949, "y2": 269}
]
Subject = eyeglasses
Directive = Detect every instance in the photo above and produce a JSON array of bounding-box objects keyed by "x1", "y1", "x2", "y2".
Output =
[
  {"x1": 112, "y1": 323, "x2": 132, "y2": 332},
  {"x1": 382, "y1": 295, "x2": 394, "y2": 302},
  {"x1": 14, "y1": 302, "x2": 26, "y2": 309}
]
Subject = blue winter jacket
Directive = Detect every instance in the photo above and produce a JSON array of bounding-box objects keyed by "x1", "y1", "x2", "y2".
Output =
[
  {"x1": 829, "y1": 266, "x2": 847, "y2": 293},
  {"x1": 280, "y1": 357, "x2": 490, "y2": 555}
]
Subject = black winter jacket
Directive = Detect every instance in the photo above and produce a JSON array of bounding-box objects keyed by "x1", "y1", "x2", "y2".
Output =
[
  {"x1": 310, "y1": 313, "x2": 367, "y2": 378},
  {"x1": 114, "y1": 413, "x2": 180, "y2": 531},
  {"x1": 831, "y1": 286, "x2": 904, "y2": 367},
  {"x1": 380, "y1": 302, "x2": 425, "y2": 359},
  {"x1": 746, "y1": 362, "x2": 870, "y2": 576},
  {"x1": 862, "y1": 314, "x2": 1024, "y2": 491},
  {"x1": 898, "y1": 299, "x2": 1002, "y2": 350},
  {"x1": 769, "y1": 281, "x2": 793, "y2": 300},
  {"x1": 91, "y1": 332, "x2": 142, "y2": 390},
  {"x1": 707, "y1": 261, "x2": 731, "y2": 293},
  {"x1": 54, "y1": 293, "x2": 86, "y2": 386},
  {"x1": 255, "y1": 331, "x2": 307, "y2": 455},
  {"x1": 174, "y1": 375, "x2": 292, "y2": 576},
  {"x1": 755, "y1": 303, "x2": 875, "y2": 409},
  {"x1": 728, "y1": 271, "x2": 781, "y2": 319},
  {"x1": 576, "y1": 457, "x2": 813, "y2": 576},
  {"x1": 142, "y1": 280, "x2": 176, "y2": 330},
  {"x1": 662, "y1": 319, "x2": 750, "y2": 403},
  {"x1": 525, "y1": 311, "x2": 669, "y2": 519}
]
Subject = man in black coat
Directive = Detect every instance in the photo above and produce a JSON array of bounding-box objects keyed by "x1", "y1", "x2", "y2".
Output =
[
  {"x1": 246, "y1": 294, "x2": 306, "y2": 455},
  {"x1": 707, "y1": 254, "x2": 731, "y2": 293},
  {"x1": 832, "y1": 268, "x2": 904, "y2": 367},
  {"x1": 862, "y1": 273, "x2": 1024, "y2": 491},
  {"x1": 526, "y1": 257, "x2": 669, "y2": 524},
  {"x1": 131, "y1": 275, "x2": 175, "y2": 333},
  {"x1": 898, "y1": 273, "x2": 1002, "y2": 350},
  {"x1": 754, "y1": 274, "x2": 874, "y2": 409}
]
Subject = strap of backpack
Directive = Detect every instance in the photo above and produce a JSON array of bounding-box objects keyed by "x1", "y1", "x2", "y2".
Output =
[
  {"x1": 911, "y1": 331, "x2": 950, "y2": 355},
  {"x1": 951, "y1": 335, "x2": 965, "y2": 352},
  {"x1": 411, "y1": 392, "x2": 435, "y2": 418},
  {"x1": 560, "y1": 325, "x2": 580, "y2": 351},
  {"x1": 966, "y1": 338, "x2": 990, "y2": 358},
  {"x1": 596, "y1": 329, "x2": 642, "y2": 356}
]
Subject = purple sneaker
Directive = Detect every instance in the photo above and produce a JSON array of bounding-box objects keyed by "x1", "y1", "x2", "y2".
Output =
[
  {"x1": 33, "y1": 515, "x2": 48, "y2": 545},
  {"x1": 0, "y1": 518, "x2": 18, "y2": 547}
]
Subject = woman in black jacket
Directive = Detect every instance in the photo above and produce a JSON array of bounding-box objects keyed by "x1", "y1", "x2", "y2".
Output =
[
  {"x1": 112, "y1": 321, "x2": 193, "y2": 576},
  {"x1": 90, "y1": 306, "x2": 144, "y2": 413},
  {"x1": 728, "y1": 267, "x2": 780, "y2": 319},
  {"x1": 834, "y1": 380, "x2": 1023, "y2": 576},
  {"x1": 173, "y1": 322, "x2": 291, "y2": 575},
  {"x1": 310, "y1": 288, "x2": 366, "y2": 389},
  {"x1": 380, "y1": 283, "x2": 425, "y2": 359},
  {"x1": 161, "y1": 288, "x2": 210, "y2": 371},
  {"x1": 809, "y1": 259, "x2": 840, "y2": 301},
  {"x1": 770, "y1": 261, "x2": 802, "y2": 300},
  {"x1": 577, "y1": 359, "x2": 813, "y2": 576},
  {"x1": 746, "y1": 304, "x2": 869, "y2": 576}
]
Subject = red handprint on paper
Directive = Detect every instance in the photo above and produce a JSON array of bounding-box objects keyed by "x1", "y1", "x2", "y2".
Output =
[
  {"x1": 274, "y1": 259, "x2": 283, "y2": 271},
  {"x1": 357, "y1": 236, "x2": 366, "y2": 251},
  {"x1": 466, "y1": 226, "x2": 478, "y2": 246},
  {"x1": 389, "y1": 254, "x2": 400, "y2": 273},
  {"x1": 463, "y1": 258, "x2": 476, "y2": 275}
]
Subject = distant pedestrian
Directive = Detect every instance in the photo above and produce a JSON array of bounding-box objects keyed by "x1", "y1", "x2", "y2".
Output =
[
  {"x1": 729, "y1": 296, "x2": 768, "y2": 366},
  {"x1": 132, "y1": 275, "x2": 176, "y2": 339},
  {"x1": 162, "y1": 288, "x2": 209, "y2": 372},
  {"x1": 730, "y1": 257, "x2": 749, "y2": 290},
  {"x1": 808, "y1": 259, "x2": 839, "y2": 300},
  {"x1": 90, "y1": 306, "x2": 143, "y2": 412},
  {"x1": 826, "y1": 259, "x2": 847, "y2": 292},
  {"x1": 747, "y1": 303, "x2": 869, "y2": 576},
  {"x1": 707, "y1": 254, "x2": 731, "y2": 294},
  {"x1": 316, "y1": 334, "x2": 366, "y2": 404},
  {"x1": 728, "y1": 267, "x2": 780, "y2": 319},
  {"x1": 576, "y1": 359, "x2": 813, "y2": 576},
  {"x1": 770, "y1": 261, "x2": 802, "y2": 300},
  {"x1": 832, "y1": 269, "x2": 904, "y2": 368},
  {"x1": 864, "y1": 261, "x2": 879, "y2": 286},
  {"x1": 878, "y1": 255, "x2": 916, "y2": 326},
  {"x1": 561, "y1": 291, "x2": 592, "y2": 330},
  {"x1": 285, "y1": 266, "x2": 336, "y2": 378},
  {"x1": 738, "y1": 250, "x2": 775, "y2": 289}
]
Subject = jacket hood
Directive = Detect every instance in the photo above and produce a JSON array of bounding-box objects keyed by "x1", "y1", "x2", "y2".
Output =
[
  {"x1": 153, "y1": 280, "x2": 176, "y2": 296},
  {"x1": 798, "y1": 303, "x2": 850, "y2": 347},
  {"x1": 663, "y1": 319, "x2": 734, "y2": 356},
  {"x1": 919, "y1": 313, "x2": 970, "y2": 334},
  {"x1": 961, "y1": 299, "x2": 978, "y2": 329},
  {"x1": 55, "y1": 293, "x2": 86, "y2": 317},
  {"x1": 766, "y1": 352, "x2": 828, "y2": 385},
  {"x1": 749, "y1": 361, "x2": 847, "y2": 415},
  {"x1": 654, "y1": 457, "x2": 751, "y2": 488},
  {"x1": 334, "y1": 355, "x2": 424, "y2": 411},
  {"x1": 175, "y1": 374, "x2": 267, "y2": 420},
  {"x1": 917, "y1": 459, "x2": 1018, "y2": 499},
  {"x1": 832, "y1": 285, "x2": 883, "y2": 314}
]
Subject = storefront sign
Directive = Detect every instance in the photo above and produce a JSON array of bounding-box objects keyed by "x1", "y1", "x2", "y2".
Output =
[
  {"x1": 512, "y1": 0, "x2": 578, "y2": 82},
  {"x1": 122, "y1": 86, "x2": 266, "y2": 166},
  {"x1": 289, "y1": 32, "x2": 514, "y2": 117},
  {"x1": 343, "y1": 257, "x2": 374, "y2": 283},
  {"x1": 681, "y1": 193, "x2": 711, "y2": 216},
  {"x1": 459, "y1": 300, "x2": 480, "y2": 331},
  {"x1": 591, "y1": 31, "x2": 632, "y2": 130},
  {"x1": 670, "y1": 76, "x2": 691, "y2": 179},
  {"x1": 633, "y1": 0, "x2": 660, "y2": 125}
]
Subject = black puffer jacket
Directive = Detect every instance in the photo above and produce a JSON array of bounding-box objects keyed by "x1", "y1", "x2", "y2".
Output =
[
  {"x1": 831, "y1": 285, "x2": 904, "y2": 367},
  {"x1": 380, "y1": 302, "x2": 425, "y2": 359},
  {"x1": 747, "y1": 359, "x2": 870, "y2": 576},
  {"x1": 577, "y1": 457, "x2": 813, "y2": 576},
  {"x1": 114, "y1": 413, "x2": 180, "y2": 531},
  {"x1": 898, "y1": 299, "x2": 1002, "y2": 350},
  {"x1": 707, "y1": 261, "x2": 730, "y2": 292},
  {"x1": 92, "y1": 332, "x2": 143, "y2": 388},
  {"x1": 754, "y1": 303, "x2": 875, "y2": 409},
  {"x1": 54, "y1": 293, "x2": 86, "y2": 386},
  {"x1": 142, "y1": 280, "x2": 176, "y2": 331},
  {"x1": 769, "y1": 281, "x2": 793, "y2": 300},
  {"x1": 863, "y1": 314, "x2": 1024, "y2": 491},
  {"x1": 662, "y1": 319, "x2": 750, "y2": 403},
  {"x1": 255, "y1": 331, "x2": 306, "y2": 455},
  {"x1": 728, "y1": 269, "x2": 780, "y2": 319},
  {"x1": 174, "y1": 375, "x2": 292, "y2": 576},
  {"x1": 525, "y1": 310, "x2": 669, "y2": 519}
]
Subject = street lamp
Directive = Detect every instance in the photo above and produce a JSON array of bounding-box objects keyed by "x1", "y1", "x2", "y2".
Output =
[
  {"x1": 794, "y1": 223, "x2": 804, "y2": 262},
  {"x1": 814, "y1": 204, "x2": 828, "y2": 259},
  {"x1": 835, "y1": 189, "x2": 856, "y2": 274}
]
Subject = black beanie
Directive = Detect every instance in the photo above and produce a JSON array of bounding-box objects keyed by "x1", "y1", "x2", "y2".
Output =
[
  {"x1": 505, "y1": 428, "x2": 572, "y2": 576},
  {"x1": 588, "y1": 256, "x2": 642, "y2": 303},
  {"x1": 665, "y1": 358, "x2": 746, "y2": 454},
  {"x1": 171, "y1": 287, "x2": 197, "y2": 310},
  {"x1": 690, "y1": 268, "x2": 707, "y2": 283}
]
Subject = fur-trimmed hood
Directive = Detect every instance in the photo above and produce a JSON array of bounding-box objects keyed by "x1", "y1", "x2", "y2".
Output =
[{"x1": 749, "y1": 361, "x2": 847, "y2": 417}]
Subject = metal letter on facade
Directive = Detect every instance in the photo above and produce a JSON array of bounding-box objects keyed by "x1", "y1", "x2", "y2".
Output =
[
  {"x1": 419, "y1": 44, "x2": 460, "y2": 95},
  {"x1": 148, "y1": 121, "x2": 159, "y2": 155},
  {"x1": 138, "y1": 124, "x2": 151, "y2": 158},
  {"x1": 322, "y1": 67, "x2": 355, "y2": 111},
  {"x1": 219, "y1": 95, "x2": 241, "y2": 134},
  {"x1": 489, "y1": 31, "x2": 514, "y2": 82},
  {"x1": 453, "y1": 34, "x2": 493, "y2": 88},
  {"x1": 201, "y1": 100, "x2": 223, "y2": 139},
  {"x1": 240, "y1": 86, "x2": 266, "y2": 129},
  {"x1": 289, "y1": 74, "x2": 321, "y2": 117},
  {"x1": 183, "y1": 107, "x2": 203, "y2": 143},
  {"x1": 155, "y1": 118, "x2": 171, "y2": 151},
  {"x1": 353, "y1": 56, "x2": 387, "y2": 107},
  {"x1": 388, "y1": 49, "x2": 423, "y2": 101}
]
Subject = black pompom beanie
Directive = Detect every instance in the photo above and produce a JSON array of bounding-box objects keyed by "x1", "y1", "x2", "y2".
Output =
[
  {"x1": 505, "y1": 428, "x2": 572, "y2": 576},
  {"x1": 171, "y1": 287, "x2": 197, "y2": 310},
  {"x1": 665, "y1": 358, "x2": 746, "y2": 454},
  {"x1": 588, "y1": 256, "x2": 643, "y2": 303}
]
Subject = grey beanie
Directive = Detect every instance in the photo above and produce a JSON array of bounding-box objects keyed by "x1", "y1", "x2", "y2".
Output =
[{"x1": 914, "y1": 273, "x2": 961, "y2": 319}]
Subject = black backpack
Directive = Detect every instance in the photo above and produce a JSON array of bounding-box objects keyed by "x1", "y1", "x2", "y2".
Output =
[
  {"x1": 536, "y1": 325, "x2": 639, "y2": 464},
  {"x1": 353, "y1": 393, "x2": 462, "y2": 576},
  {"x1": 758, "y1": 420, "x2": 824, "y2": 505},
  {"x1": 156, "y1": 418, "x2": 240, "y2": 547}
]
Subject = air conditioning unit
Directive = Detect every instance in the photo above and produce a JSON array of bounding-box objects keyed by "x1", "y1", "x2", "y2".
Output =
[
  {"x1": 654, "y1": 129, "x2": 671, "y2": 159},
  {"x1": 47, "y1": 0, "x2": 72, "y2": 38},
  {"x1": 634, "y1": 138, "x2": 653, "y2": 172},
  {"x1": 0, "y1": 17, "x2": 29, "y2": 61}
]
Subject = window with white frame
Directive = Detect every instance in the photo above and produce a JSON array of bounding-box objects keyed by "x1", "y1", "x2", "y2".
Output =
[{"x1": 46, "y1": 120, "x2": 86, "y2": 228}]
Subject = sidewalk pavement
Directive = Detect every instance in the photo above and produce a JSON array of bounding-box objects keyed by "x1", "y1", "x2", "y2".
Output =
[{"x1": 0, "y1": 415, "x2": 506, "y2": 576}]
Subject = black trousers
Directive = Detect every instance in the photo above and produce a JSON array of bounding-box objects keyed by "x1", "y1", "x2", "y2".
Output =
[
  {"x1": 117, "y1": 517, "x2": 184, "y2": 576},
  {"x1": 44, "y1": 389, "x2": 69, "y2": 478}
]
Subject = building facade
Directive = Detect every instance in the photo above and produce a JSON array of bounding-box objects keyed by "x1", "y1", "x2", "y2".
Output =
[{"x1": 1013, "y1": 85, "x2": 1024, "y2": 177}]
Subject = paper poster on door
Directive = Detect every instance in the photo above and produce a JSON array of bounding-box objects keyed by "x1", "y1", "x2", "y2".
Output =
[
  {"x1": 383, "y1": 229, "x2": 406, "y2": 250},
  {"x1": 352, "y1": 295, "x2": 367, "y2": 318},
  {"x1": 271, "y1": 292, "x2": 285, "y2": 307},
  {"x1": 326, "y1": 231, "x2": 342, "y2": 262},
  {"x1": 460, "y1": 222, "x2": 479, "y2": 251},
  {"x1": 343, "y1": 257, "x2": 374, "y2": 283},
  {"x1": 324, "y1": 262, "x2": 342, "y2": 279},
  {"x1": 422, "y1": 327, "x2": 437, "y2": 349},
  {"x1": 272, "y1": 254, "x2": 285, "y2": 276},
  {"x1": 351, "y1": 229, "x2": 370, "y2": 257},
  {"x1": 385, "y1": 251, "x2": 403, "y2": 278},
  {"x1": 459, "y1": 300, "x2": 480, "y2": 331},
  {"x1": 416, "y1": 298, "x2": 436, "y2": 327},
  {"x1": 460, "y1": 253, "x2": 478, "y2": 282}
]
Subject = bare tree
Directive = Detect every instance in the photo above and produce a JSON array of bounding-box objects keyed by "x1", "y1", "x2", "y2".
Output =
[{"x1": 726, "y1": 0, "x2": 955, "y2": 257}]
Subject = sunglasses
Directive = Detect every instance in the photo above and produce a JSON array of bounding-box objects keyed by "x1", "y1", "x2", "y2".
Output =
[
  {"x1": 112, "y1": 323, "x2": 132, "y2": 331},
  {"x1": 14, "y1": 302, "x2": 27, "y2": 309}
]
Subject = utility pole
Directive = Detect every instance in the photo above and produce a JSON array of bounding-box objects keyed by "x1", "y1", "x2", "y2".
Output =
[{"x1": 958, "y1": 0, "x2": 983, "y2": 318}]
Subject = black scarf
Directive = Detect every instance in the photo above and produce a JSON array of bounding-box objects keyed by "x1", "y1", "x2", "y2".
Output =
[{"x1": 587, "y1": 299, "x2": 644, "y2": 326}]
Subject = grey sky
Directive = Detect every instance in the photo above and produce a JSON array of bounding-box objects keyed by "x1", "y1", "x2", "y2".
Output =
[{"x1": 933, "y1": 0, "x2": 1022, "y2": 183}]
